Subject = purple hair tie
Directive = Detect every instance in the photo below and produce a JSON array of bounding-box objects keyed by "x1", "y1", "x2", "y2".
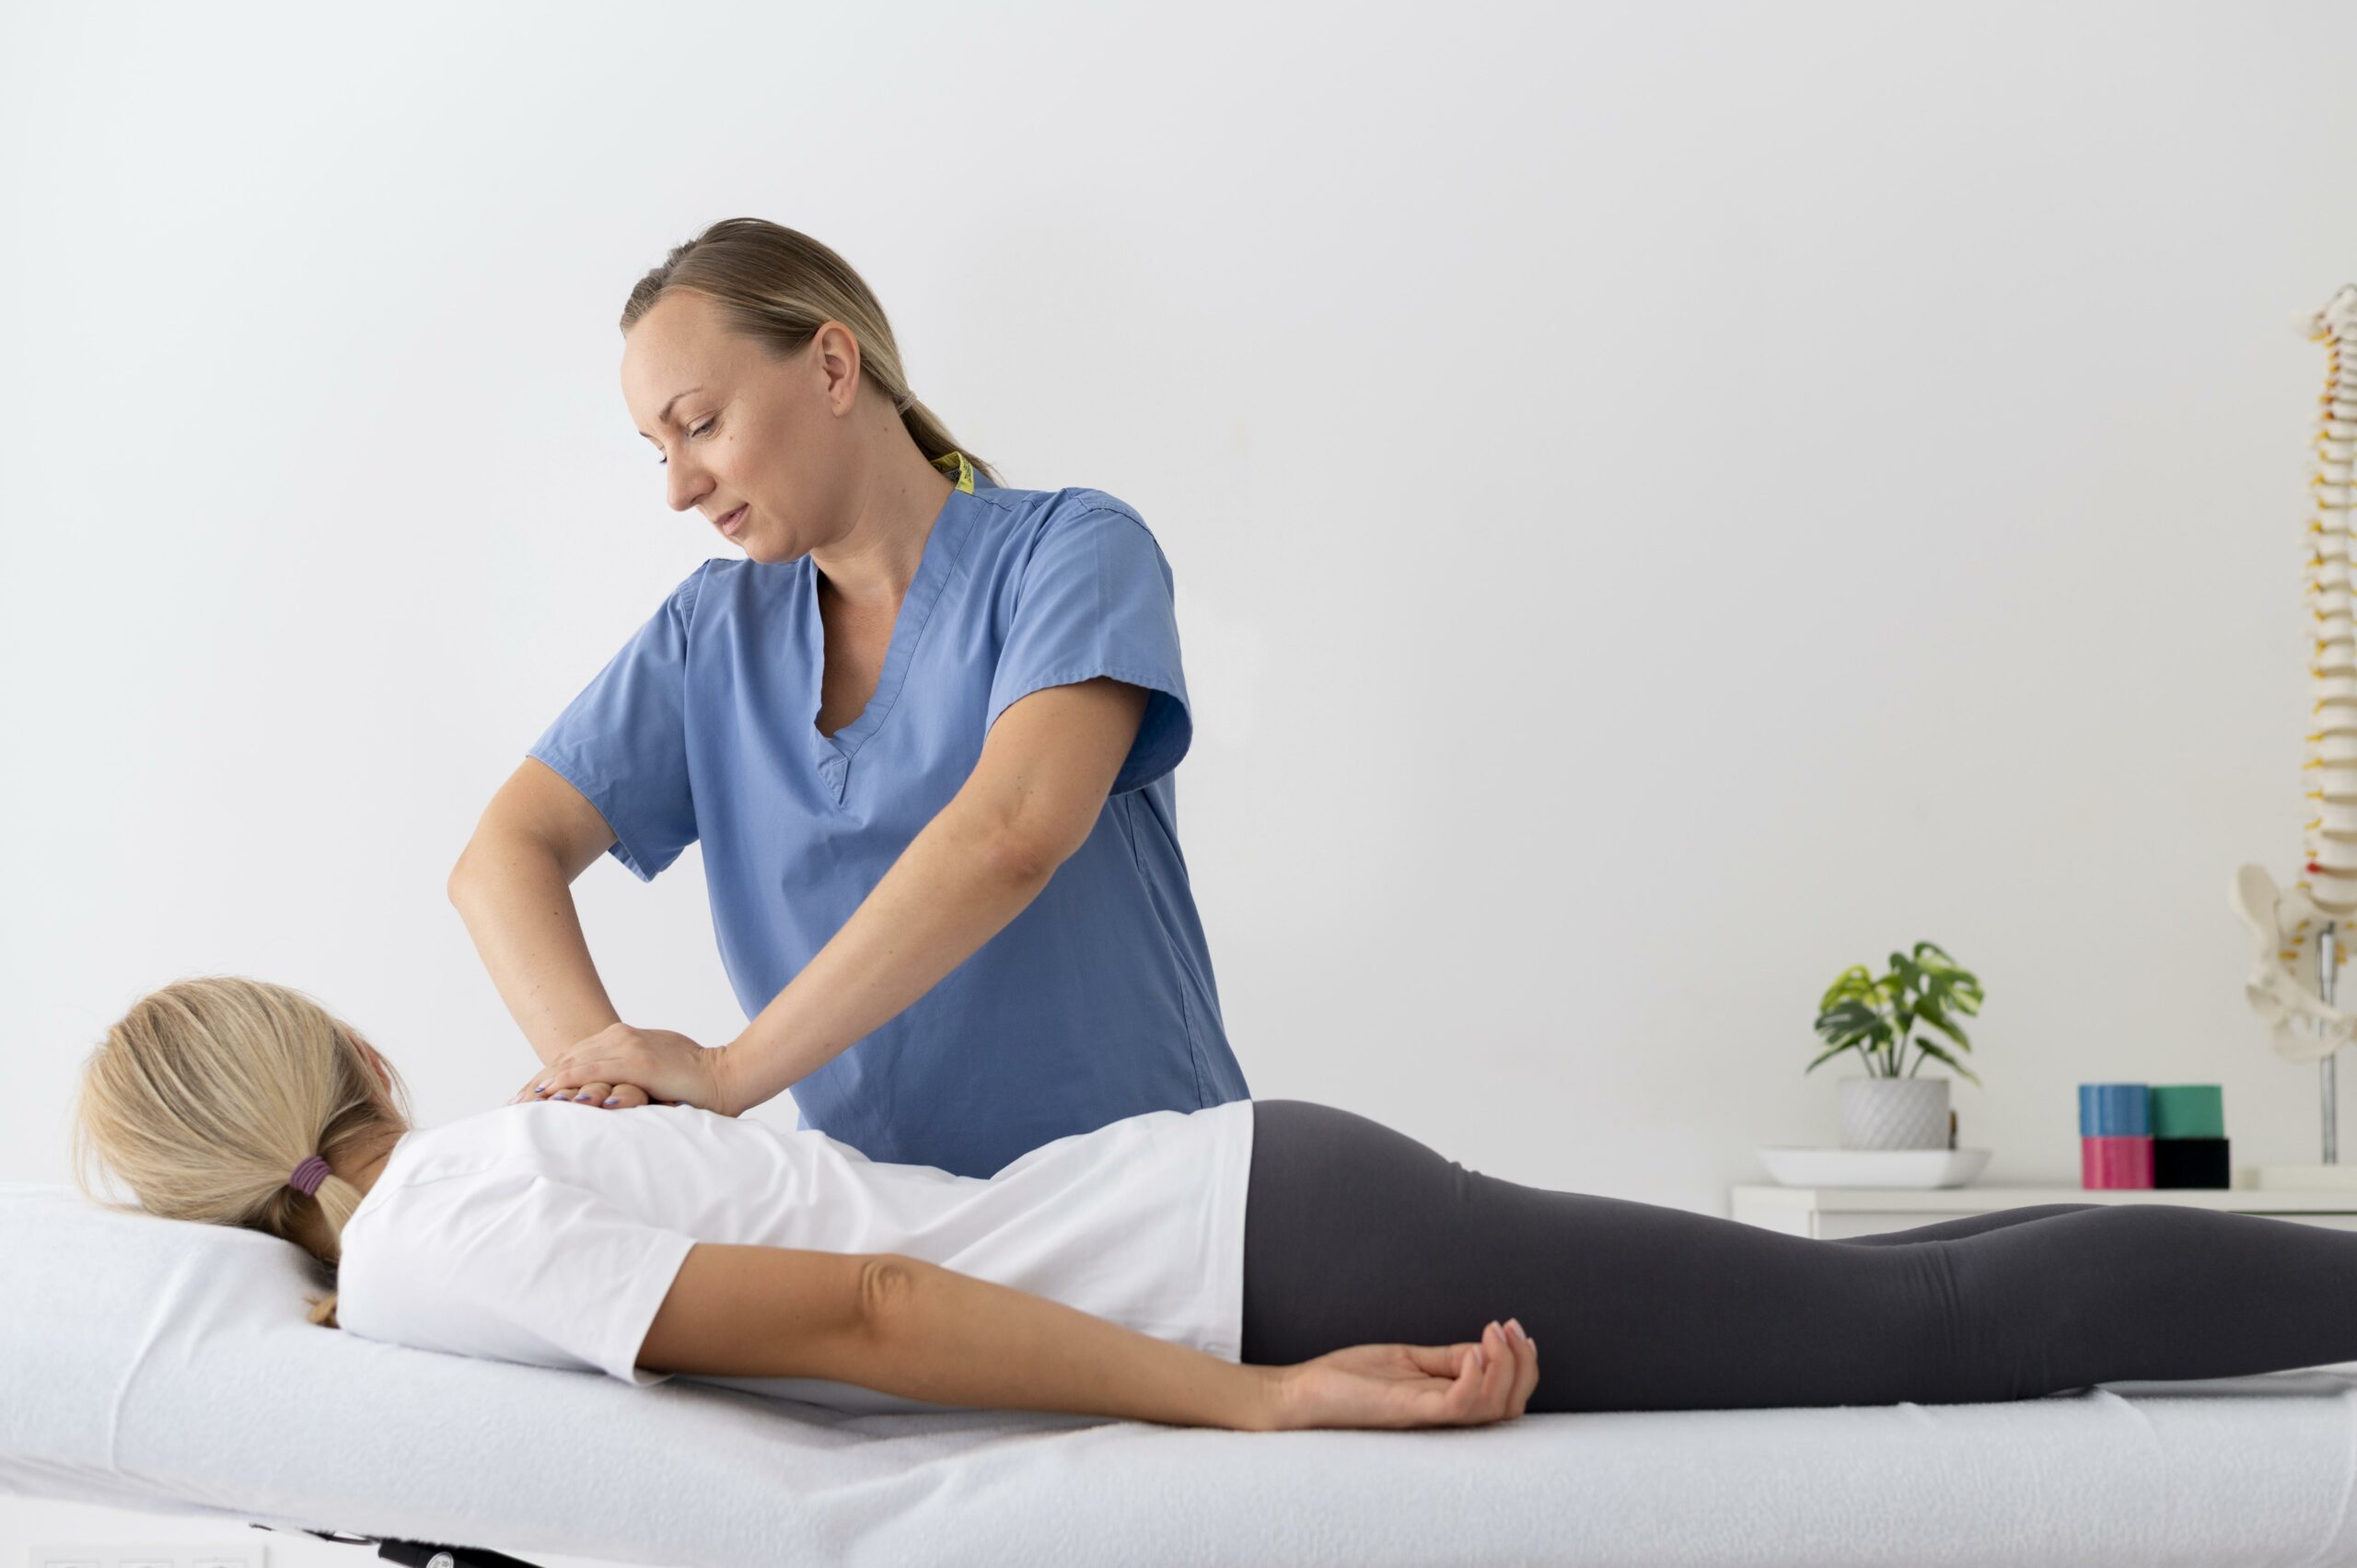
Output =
[{"x1": 287, "y1": 1154, "x2": 332, "y2": 1197}]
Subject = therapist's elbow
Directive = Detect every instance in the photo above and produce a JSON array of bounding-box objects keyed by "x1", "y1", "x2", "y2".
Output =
[
  {"x1": 445, "y1": 838, "x2": 501, "y2": 904},
  {"x1": 445, "y1": 849, "x2": 477, "y2": 905},
  {"x1": 445, "y1": 830, "x2": 564, "y2": 906},
  {"x1": 978, "y1": 815, "x2": 1070, "y2": 886},
  {"x1": 445, "y1": 840, "x2": 483, "y2": 900}
]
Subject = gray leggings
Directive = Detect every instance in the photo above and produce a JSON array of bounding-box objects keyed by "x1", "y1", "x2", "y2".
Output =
[{"x1": 1239, "y1": 1099, "x2": 2357, "y2": 1412}]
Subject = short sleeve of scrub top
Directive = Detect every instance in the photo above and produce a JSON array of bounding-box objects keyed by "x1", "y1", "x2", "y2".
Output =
[
  {"x1": 984, "y1": 505, "x2": 1192, "y2": 795},
  {"x1": 527, "y1": 564, "x2": 707, "y2": 883},
  {"x1": 524, "y1": 451, "x2": 1251, "y2": 1179}
]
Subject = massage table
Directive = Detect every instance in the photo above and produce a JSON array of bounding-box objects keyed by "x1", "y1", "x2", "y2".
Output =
[{"x1": 8, "y1": 1179, "x2": 2356, "y2": 1568}]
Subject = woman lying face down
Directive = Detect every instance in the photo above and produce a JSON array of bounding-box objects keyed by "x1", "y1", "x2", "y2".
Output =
[
  {"x1": 64, "y1": 974, "x2": 1541, "y2": 1433},
  {"x1": 86, "y1": 974, "x2": 2340, "y2": 1430}
]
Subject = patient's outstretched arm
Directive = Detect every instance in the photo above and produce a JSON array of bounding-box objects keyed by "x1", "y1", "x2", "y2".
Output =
[
  {"x1": 636, "y1": 1241, "x2": 1279, "y2": 1429},
  {"x1": 633, "y1": 1241, "x2": 1533, "y2": 1431}
]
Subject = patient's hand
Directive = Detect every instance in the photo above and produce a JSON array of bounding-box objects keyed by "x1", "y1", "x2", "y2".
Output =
[{"x1": 1270, "y1": 1319, "x2": 1538, "y2": 1430}]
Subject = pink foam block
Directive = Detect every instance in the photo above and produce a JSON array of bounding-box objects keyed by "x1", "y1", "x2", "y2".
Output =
[{"x1": 2082, "y1": 1134, "x2": 2154, "y2": 1189}]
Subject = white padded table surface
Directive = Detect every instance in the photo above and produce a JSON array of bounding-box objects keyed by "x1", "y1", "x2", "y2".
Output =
[{"x1": 7, "y1": 1181, "x2": 2356, "y2": 1568}]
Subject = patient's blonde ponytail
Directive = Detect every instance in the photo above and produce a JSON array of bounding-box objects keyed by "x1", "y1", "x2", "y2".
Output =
[{"x1": 68, "y1": 976, "x2": 413, "y2": 1330}]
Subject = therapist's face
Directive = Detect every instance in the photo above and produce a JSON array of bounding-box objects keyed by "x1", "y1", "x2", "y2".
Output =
[{"x1": 621, "y1": 287, "x2": 867, "y2": 563}]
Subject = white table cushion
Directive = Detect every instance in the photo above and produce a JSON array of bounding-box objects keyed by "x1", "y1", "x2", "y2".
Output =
[{"x1": 7, "y1": 1180, "x2": 2354, "y2": 1568}]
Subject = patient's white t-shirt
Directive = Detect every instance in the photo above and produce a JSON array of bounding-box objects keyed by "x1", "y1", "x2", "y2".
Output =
[{"x1": 335, "y1": 1097, "x2": 1255, "y2": 1414}]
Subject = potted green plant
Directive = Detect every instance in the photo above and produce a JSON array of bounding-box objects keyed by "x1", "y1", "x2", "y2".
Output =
[{"x1": 1809, "y1": 941, "x2": 1983, "y2": 1150}]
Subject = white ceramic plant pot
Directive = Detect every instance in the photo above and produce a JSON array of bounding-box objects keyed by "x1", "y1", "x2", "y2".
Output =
[{"x1": 1837, "y1": 1074, "x2": 1952, "y2": 1150}]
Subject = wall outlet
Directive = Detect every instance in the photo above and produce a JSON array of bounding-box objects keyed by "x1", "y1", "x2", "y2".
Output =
[{"x1": 27, "y1": 1549, "x2": 264, "y2": 1568}]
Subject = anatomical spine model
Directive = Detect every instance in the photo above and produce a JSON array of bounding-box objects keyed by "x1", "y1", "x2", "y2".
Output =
[{"x1": 2233, "y1": 284, "x2": 2357, "y2": 1064}]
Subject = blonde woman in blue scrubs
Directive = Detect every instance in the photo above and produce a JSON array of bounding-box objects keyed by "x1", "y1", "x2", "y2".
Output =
[{"x1": 447, "y1": 217, "x2": 1250, "y2": 1178}]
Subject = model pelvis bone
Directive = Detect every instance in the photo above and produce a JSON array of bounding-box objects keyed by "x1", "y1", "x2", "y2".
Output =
[{"x1": 2233, "y1": 864, "x2": 2357, "y2": 1063}]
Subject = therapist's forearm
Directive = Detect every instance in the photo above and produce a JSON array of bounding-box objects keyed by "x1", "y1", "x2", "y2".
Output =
[
  {"x1": 722, "y1": 798, "x2": 1056, "y2": 1115},
  {"x1": 447, "y1": 833, "x2": 625, "y2": 1066}
]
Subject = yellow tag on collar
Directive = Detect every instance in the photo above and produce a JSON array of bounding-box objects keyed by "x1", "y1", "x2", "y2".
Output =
[{"x1": 932, "y1": 449, "x2": 976, "y2": 494}]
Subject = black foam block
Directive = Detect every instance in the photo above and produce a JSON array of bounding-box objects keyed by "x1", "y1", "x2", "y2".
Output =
[{"x1": 2153, "y1": 1135, "x2": 2229, "y2": 1190}]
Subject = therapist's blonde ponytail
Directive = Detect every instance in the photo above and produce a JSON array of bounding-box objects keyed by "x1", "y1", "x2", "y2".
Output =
[
  {"x1": 67, "y1": 976, "x2": 415, "y2": 1331},
  {"x1": 621, "y1": 217, "x2": 1003, "y2": 489}
]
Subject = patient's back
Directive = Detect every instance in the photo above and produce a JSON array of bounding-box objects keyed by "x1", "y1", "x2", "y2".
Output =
[{"x1": 334, "y1": 1098, "x2": 1256, "y2": 1412}]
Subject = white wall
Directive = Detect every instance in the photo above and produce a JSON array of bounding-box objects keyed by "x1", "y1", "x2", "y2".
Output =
[
  {"x1": 6, "y1": 0, "x2": 2357, "y2": 1400},
  {"x1": 12, "y1": 0, "x2": 2357, "y2": 1557}
]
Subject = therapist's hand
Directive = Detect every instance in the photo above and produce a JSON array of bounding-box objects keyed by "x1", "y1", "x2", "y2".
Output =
[
  {"x1": 507, "y1": 1023, "x2": 742, "y2": 1117},
  {"x1": 505, "y1": 1069, "x2": 663, "y2": 1111}
]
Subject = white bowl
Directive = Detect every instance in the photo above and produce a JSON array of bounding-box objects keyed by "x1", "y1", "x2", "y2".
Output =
[{"x1": 1754, "y1": 1145, "x2": 1992, "y2": 1189}]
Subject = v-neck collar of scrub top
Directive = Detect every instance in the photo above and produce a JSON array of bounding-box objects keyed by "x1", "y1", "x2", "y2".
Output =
[{"x1": 801, "y1": 448, "x2": 980, "y2": 804}]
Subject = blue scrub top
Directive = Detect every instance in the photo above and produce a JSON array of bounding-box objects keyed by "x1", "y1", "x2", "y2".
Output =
[{"x1": 527, "y1": 450, "x2": 1251, "y2": 1178}]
